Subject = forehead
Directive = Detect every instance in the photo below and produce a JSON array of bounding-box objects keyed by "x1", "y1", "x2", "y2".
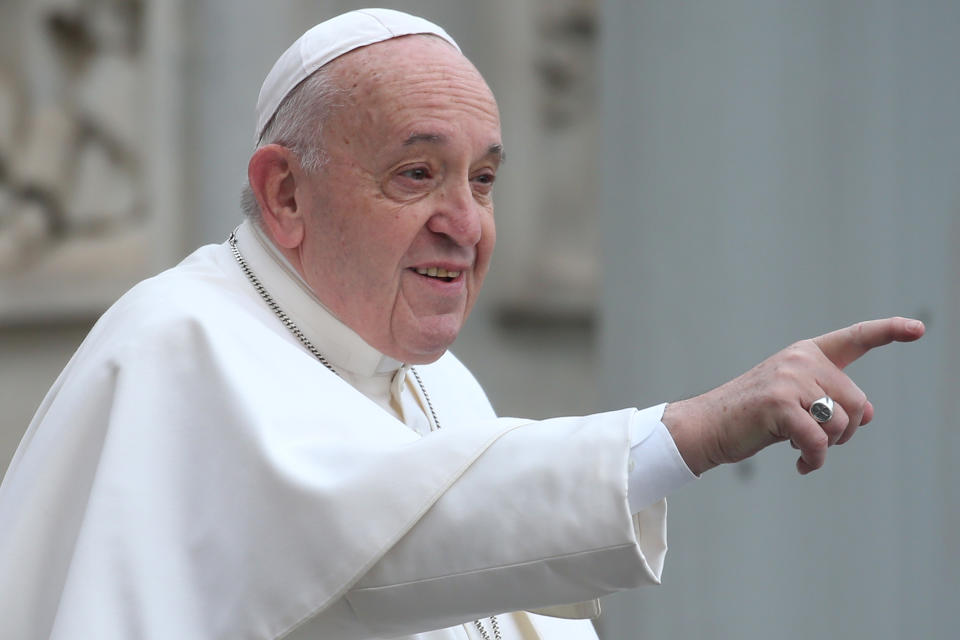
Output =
[{"x1": 325, "y1": 36, "x2": 501, "y2": 145}]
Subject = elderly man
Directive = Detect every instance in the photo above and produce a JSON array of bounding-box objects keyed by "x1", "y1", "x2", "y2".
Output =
[{"x1": 0, "y1": 9, "x2": 924, "y2": 640}]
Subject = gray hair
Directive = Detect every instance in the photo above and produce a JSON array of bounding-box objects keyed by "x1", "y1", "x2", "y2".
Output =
[{"x1": 240, "y1": 67, "x2": 345, "y2": 221}]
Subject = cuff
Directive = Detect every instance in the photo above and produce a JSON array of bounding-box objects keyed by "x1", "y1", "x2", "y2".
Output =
[{"x1": 627, "y1": 403, "x2": 698, "y2": 513}]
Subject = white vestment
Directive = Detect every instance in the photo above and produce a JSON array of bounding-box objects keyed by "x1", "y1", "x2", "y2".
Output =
[{"x1": 0, "y1": 220, "x2": 689, "y2": 639}]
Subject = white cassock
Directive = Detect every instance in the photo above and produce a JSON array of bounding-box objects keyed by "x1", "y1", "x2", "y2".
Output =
[{"x1": 0, "y1": 219, "x2": 694, "y2": 640}]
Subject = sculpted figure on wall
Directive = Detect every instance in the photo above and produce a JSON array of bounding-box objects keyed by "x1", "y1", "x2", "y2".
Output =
[
  {"x1": 501, "y1": 0, "x2": 599, "y2": 325},
  {"x1": 0, "y1": 0, "x2": 149, "y2": 321}
]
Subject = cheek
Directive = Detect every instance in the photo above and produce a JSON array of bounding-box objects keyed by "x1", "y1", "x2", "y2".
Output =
[
  {"x1": 319, "y1": 193, "x2": 403, "y2": 264},
  {"x1": 476, "y1": 214, "x2": 496, "y2": 274},
  {"x1": 356, "y1": 218, "x2": 425, "y2": 283}
]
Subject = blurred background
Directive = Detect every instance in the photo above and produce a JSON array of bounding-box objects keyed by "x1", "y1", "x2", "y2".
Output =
[{"x1": 0, "y1": 1, "x2": 956, "y2": 638}]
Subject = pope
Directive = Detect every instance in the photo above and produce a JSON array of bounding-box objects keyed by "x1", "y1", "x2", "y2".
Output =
[{"x1": 0, "y1": 8, "x2": 924, "y2": 640}]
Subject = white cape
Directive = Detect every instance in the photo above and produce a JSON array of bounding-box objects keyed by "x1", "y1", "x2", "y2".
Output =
[{"x1": 0, "y1": 240, "x2": 668, "y2": 639}]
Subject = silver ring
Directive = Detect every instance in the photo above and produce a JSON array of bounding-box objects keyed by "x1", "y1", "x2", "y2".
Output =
[{"x1": 809, "y1": 396, "x2": 834, "y2": 423}]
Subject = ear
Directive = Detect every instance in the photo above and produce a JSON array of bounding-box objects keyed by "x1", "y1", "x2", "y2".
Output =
[{"x1": 247, "y1": 144, "x2": 306, "y2": 249}]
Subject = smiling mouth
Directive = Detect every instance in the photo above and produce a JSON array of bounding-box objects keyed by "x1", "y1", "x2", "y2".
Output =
[{"x1": 413, "y1": 266, "x2": 461, "y2": 282}]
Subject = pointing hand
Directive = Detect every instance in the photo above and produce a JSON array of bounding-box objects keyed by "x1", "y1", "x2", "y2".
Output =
[{"x1": 662, "y1": 317, "x2": 925, "y2": 476}]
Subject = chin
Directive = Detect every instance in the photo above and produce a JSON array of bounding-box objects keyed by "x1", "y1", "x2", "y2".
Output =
[
  {"x1": 393, "y1": 318, "x2": 464, "y2": 364},
  {"x1": 405, "y1": 349, "x2": 448, "y2": 365}
]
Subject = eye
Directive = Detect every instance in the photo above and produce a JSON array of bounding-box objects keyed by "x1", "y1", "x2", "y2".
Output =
[
  {"x1": 400, "y1": 167, "x2": 431, "y2": 181},
  {"x1": 472, "y1": 171, "x2": 496, "y2": 194},
  {"x1": 385, "y1": 164, "x2": 438, "y2": 201}
]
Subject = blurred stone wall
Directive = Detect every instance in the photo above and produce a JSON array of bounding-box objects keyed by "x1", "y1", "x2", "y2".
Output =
[{"x1": 0, "y1": 0, "x2": 158, "y2": 322}]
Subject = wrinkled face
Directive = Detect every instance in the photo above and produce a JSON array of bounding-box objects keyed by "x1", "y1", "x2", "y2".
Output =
[{"x1": 294, "y1": 36, "x2": 502, "y2": 364}]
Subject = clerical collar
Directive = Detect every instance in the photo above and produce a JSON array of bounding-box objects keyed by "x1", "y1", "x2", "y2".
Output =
[{"x1": 232, "y1": 219, "x2": 403, "y2": 378}]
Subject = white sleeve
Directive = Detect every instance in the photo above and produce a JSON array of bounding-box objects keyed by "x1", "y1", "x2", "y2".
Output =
[
  {"x1": 312, "y1": 410, "x2": 667, "y2": 638},
  {"x1": 627, "y1": 403, "x2": 698, "y2": 513},
  {"x1": 296, "y1": 407, "x2": 698, "y2": 639}
]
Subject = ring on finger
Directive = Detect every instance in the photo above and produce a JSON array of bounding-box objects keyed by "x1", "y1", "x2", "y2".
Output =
[{"x1": 809, "y1": 396, "x2": 834, "y2": 423}]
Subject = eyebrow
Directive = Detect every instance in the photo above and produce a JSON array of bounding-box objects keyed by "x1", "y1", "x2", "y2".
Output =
[
  {"x1": 403, "y1": 132, "x2": 446, "y2": 146},
  {"x1": 402, "y1": 133, "x2": 506, "y2": 164}
]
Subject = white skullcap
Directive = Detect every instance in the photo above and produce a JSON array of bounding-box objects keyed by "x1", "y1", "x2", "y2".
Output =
[{"x1": 254, "y1": 8, "x2": 460, "y2": 144}]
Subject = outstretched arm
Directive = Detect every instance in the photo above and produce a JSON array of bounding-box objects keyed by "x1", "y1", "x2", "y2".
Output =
[{"x1": 662, "y1": 316, "x2": 925, "y2": 476}]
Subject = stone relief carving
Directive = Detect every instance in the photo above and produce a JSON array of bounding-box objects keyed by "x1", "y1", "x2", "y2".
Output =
[
  {"x1": 0, "y1": 0, "x2": 154, "y2": 322},
  {"x1": 502, "y1": 0, "x2": 599, "y2": 325}
]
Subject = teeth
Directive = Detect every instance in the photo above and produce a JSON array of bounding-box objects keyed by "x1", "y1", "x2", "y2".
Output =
[{"x1": 415, "y1": 267, "x2": 461, "y2": 279}]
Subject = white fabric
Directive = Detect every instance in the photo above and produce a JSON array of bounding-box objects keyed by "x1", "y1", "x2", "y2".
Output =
[
  {"x1": 255, "y1": 8, "x2": 460, "y2": 143},
  {"x1": 627, "y1": 404, "x2": 697, "y2": 512},
  {"x1": 0, "y1": 220, "x2": 673, "y2": 639}
]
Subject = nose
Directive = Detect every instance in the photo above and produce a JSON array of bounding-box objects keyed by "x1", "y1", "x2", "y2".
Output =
[{"x1": 426, "y1": 179, "x2": 483, "y2": 247}]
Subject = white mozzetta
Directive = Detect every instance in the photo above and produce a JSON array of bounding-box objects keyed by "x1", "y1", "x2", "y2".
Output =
[{"x1": 0, "y1": 222, "x2": 671, "y2": 640}]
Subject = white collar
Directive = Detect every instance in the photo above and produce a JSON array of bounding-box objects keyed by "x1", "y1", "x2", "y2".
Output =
[{"x1": 232, "y1": 218, "x2": 404, "y2": 379}]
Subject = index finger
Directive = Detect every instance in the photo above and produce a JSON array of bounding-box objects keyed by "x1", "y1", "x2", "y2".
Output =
[{"x1": 813, "y1": 316, "x2": 925, "y2": 369}]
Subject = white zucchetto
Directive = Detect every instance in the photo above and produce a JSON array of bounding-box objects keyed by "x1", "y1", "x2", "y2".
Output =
[{"x1": 254, "y1": 8, "x2": 460, "y2": 143}]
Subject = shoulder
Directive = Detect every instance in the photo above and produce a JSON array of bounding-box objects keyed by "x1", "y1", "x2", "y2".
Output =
[
  {"x1": 73, "y1": 242, "x2": 285, "y2": 366},
  {"x1": 114, "y1": 243, "x2": 248, "y2": 326}
]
